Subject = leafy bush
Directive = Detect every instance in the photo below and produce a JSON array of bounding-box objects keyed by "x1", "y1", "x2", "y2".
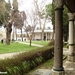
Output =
[
  {"x1": 0, "y1": 46, "x2": 54, "y2": 75},
  {"x1": 47, "y1": 40, "x2": 54, "y2": 46},
  {"x1": 63, "y1": 42, "x2": 69, "y2": 48}
]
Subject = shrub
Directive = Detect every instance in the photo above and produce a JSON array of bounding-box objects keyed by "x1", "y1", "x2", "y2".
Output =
[
  {"x1": 47, "y1": 40, "x2": 54, "y2": 46},
  {"x1": 63, "y1": 42, "x2": 69, "y2": 48},
  {"x1": 0, "y1": 46, "x2": 54, "y2": 75}
]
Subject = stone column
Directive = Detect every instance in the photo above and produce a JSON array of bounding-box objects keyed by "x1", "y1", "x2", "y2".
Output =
[
  {"x1": 74, "y1": 21, "x2": 75, "y2": 54},
  {"x1": 52, "y1": 0, "x2": 65, "y2": 75},
  {"x1": 68, "y1": 13, "x2": 75, "y2": 61}
]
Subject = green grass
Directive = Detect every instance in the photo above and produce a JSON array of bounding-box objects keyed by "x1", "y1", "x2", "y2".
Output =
[
  {"x1": 26, "y1": 58, "x2": 54, "y2": 75},
  {"x1": 63, "y1": 43, "x2": 69, "y2": 48},
  {"x1": 0, "y1": 42, "x2": 38, "y2": 54},
  {"x1": 41, "y1": 58, "x2": 54, "y2": 68},
  {"x1": 34, "y1": 58, "x2": 54, "y2": 69},
  {"x1": 26, "y1": 41, "x2": 50, "y2": 46}
]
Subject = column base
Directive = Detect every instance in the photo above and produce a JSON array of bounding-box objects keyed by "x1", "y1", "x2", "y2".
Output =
[
  {"x1": 51, "y1": 70, "x2": 65, "y2": 75},
  {"x1": 68, "y1": 55, "x2": 75, "y2": 61}
]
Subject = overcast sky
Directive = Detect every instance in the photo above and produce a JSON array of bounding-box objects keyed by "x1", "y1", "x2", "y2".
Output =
[
  {"x1": 5, "y1": 0, "x2": 53, "y2": 29},
  {"x1": 19, "y1": 0, "x2": 52, "y2": 11},
  {"x1": 5, "y1": 0, "x2": 52, "y2": 11}
]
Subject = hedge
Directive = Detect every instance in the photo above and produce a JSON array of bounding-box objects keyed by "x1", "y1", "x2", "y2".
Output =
[{"x1": 0, "y1": 46, "x2": 54, "y2": 75}]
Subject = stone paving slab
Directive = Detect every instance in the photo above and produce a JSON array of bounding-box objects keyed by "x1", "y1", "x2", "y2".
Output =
[
  {"x1": 64, "y1": 61, "x2": 75, "y2": 75},
  {"x1": 30, "y1": 60, "x2": 75, "y2": 75},
  {"x1": 31, "y1": 69, "x2": 52, "y2": 75}
]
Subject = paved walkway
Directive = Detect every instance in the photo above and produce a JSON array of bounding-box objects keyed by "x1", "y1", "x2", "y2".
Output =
[
  {"x1": 0, "y1": 52, "x2": 24, "y2": 59},
  {"x1": 63, "y1": 48, "x2": 75, "y2": 75},
  {"x1": 64, "y1": 60, "x2": 75, "y2": 75},
  {"x1": 17, "y1": 41, "x2": 44, "y2": 47}
]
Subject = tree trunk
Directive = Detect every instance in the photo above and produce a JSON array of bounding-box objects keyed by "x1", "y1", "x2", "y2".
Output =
[
  {"x1": 41, "y1": 18, "x2": 46, "y2": 41},
  {"x1": 15, "y1": 28, "x2": 17, "y2": 41},
  {"x1": 6, "y1": 29, "x2": 11, "y2": 45},
  {"x1": 12, "y1": 26, "x2": 14, "y2": 41},
  {"x1": 42, "y1": 30, "x2": 44, "y2": 41},
  {"x1": 6, "y1": 23, "x2": 12, "y2": 45},
  {"x1": 30, "y1": 39, "x2": 32, "y2": 46},
  {"x1": 30, "y1": 35, "x2": 32, "y2": 46},
  {"x1": 21, "y1": 28, "x2": 23, "y2": 41}
]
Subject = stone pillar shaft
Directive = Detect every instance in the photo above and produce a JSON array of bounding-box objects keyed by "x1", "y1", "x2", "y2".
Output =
[
  {"x1": 68, "y1": 13, "x2": 75, "y2": 61},
  {"x1": 74, "y1": 21, "x2": 75, "y2": 54},
  {"x1": 69, "y1": 20, "x2": 74, "y2": 55},
  {"x1": 53, "y1": 8, "x2": 63, "y2": 71},
  {"x1": 52, "y1": 0, "x2": 65, "y2": 71},
  {"x1": 52, "y1": 0, "x2": 65, "y2": 75}
]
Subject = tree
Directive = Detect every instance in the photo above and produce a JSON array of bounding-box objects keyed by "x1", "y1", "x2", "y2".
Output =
[
  {"x1": 33, "y1": 0, "x2": 49, "y2": 41},
  {"x1": 0, "y1": 0, "x2": 6, "y2": 25},
  {"x1": 13, "y1": 0, "x2": 18, "y2": 11},
  {"x1": 6, "y1": 0, "x2": 26, "y2": 44},
  {"x1": 12, "y1": 0, "x2": 26, "y2": 41},
  {"x1": 63, "y1": 6, "x2": 69, "y2": 42},
  {"x1": 24, "y1": 11, "x2": 36, "y2": 46},
  {"x1": 23, "y1": 7, "x2": 40, "y2": 46},
  {"x1": 5, "y1": 0, "x2": 13, "y2": 45},
  {"x1": 0, "y1": 0, "x2": 26, "y2": 44},
  {"x1": 45, "y1": 3, "x2": 68, "y2": 42},
  {"x1": 13, "y1": 11, "x2": 26, "y2": 28},
  {"x1": 25, "y1": 24, "x2": 35, "y2": 46},
  {"x1": 45, "y1": 3, "x2": 55, "y2": 40},
  {"x1": 13, "y1": 11, "x2": 26, "y2": 41},
  {"x1": 25, "y1": 25, "x2": 32, "y2": 46},
  {"x1": 0, "y1": 0, "x2": 12, "y2": 45}
]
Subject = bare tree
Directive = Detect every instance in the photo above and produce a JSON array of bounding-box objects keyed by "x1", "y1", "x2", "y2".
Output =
[
  {"x1": 33, "y1": 0, "x2": 48, "y2": 41},
  {"x1": 23, "y1": 10, "x2": 37, "y2": 46}
]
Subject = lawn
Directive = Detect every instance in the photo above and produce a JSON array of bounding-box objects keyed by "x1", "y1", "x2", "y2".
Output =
[
  {"x1": 0, "y1": 42, "x2": 38, "y2": 54},
  {"x1": 26, "y1": 58, "x2": 54, "y2": 75},
  {"x1": 26, "y1": 40, "x2": 50, "y2": 46}
]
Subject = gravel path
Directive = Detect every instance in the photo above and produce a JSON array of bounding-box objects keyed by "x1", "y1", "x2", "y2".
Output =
[
  {"x1": 17, "y1": 41, "x2": 44, "y2": 47},
  {"x1": 0, "y1": 52, "x2": 23, "y2": 59}
]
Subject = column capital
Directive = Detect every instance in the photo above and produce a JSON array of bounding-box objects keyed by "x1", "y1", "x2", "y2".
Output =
[
  {"x1": 53, "y1": 0, "x2": 65, "y2": 9},
  {"x1": 67, "y1": 13, "x2": 75, "y2": 21}
]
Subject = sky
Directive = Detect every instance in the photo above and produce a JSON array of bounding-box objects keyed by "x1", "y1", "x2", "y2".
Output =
[
  {"x1": 5, "y1": 0, "x2": 52, "y2": 11},
  {"x1": 5, "y1": 0, "x2": 53, "y2": 29},
  {"x1": 18, "y1": 0, "x2": 52, "y2": 11}
]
